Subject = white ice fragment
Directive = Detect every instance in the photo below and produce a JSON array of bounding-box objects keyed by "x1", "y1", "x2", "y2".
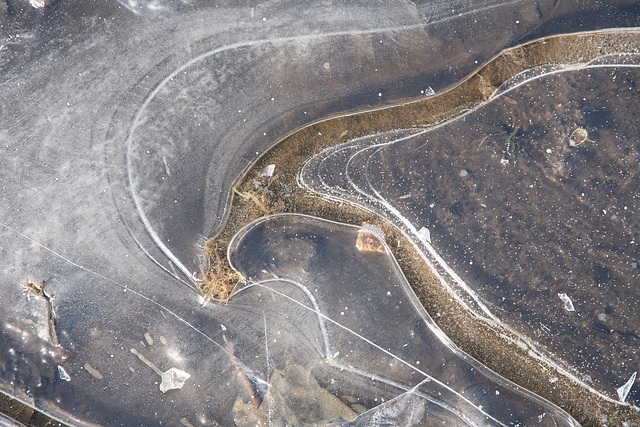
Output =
[
  {"x1": 419, "y1": 227, "x2": 431, "y2": 243},
  {"x1": 362, "y1": 222, "x2": 384, "y2": 237},
  {"x1": 261, "y1": 164, "x2": 276, "y2": 177},
  {"x1": 617, "y1": 371, "x2": 636, "y2": 402},
  {"x1": 425, "y1": 86, "x2": 435, "y2": 95},
  {"x1": 459, "y1": 169, "x2": 468, "y2": 177},
  {"x1": 58, "y1": 365, "x2": 71, "y2": 382},
  {"x1": 558, "y1": 293, "x2": 575, "y2": 312},
  {"x1": 160, "y1": 367, "x2": 191, "y2": 393},
  {"x1": 500, "y1": 158, "x2": 509, "y2": 165}
]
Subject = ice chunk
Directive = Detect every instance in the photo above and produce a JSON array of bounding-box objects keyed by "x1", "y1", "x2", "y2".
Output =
[
  {"x1": 261, "y1": 164, "x2": 276, "y2": 177},
  {"x1": 58, "y1": 365, "x2": 71, "y2": 382},
  {"x1": 617, "y1": 371, "x2": 636, "y2": 403},
  {"x1": 419, "y1": 227, "x2": 431, "y2": 243},
  {"x1": 159, "y1": 367, "x2": 191, "y2": 393},
  {"x1": 557, "y1": 293, "x2": 575, "y2": 312}
]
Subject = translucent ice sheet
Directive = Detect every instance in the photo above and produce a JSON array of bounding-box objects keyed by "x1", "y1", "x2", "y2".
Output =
[
  {"x1": 301, "y1": 57, "x2": 640, "y2": 404},
  {"x1": 1, "y1": 0, "x2": 639, "y2": 425},
  {"x1": 226, "y1": 213, "x2": 577, "y2": 426}
]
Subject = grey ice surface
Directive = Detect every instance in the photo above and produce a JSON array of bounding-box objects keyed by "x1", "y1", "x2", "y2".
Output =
[
  {"x1": 301, "y1": 55, "x2": 640, "y2": 404},
  {"x1": 1, "y1": 0, "x2": 639, "y2": 425}
]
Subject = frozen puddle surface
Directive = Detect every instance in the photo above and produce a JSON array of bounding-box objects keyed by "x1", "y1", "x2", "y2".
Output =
[
  {"x1": 1, "y1": 0, "x2": 639, "y2": 425},
  {"x1": 226, "y1": 213, "x2": 577, "y2": 425},
  {"x1": 302, "y1": 56, "x2": 640, "y2": 404}
]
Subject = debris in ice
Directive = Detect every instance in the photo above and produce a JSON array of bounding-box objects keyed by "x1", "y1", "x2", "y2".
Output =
[
  {"x1": 459, "y1": 169, "x2": 469, "y2": 177},
  {"x1": 617, "y1": 371, "x2": 636, "y2": 403},
  {"x1": 233, "y1": 363, "x2": 356, "y2": 424},
  {"x1": 425, "y1": 86, "x2": 435, "y2": 95},
  {"x1": 261, "y1": 164, "x2": 276, "y2": 177},
  {"x1": 419, "y1": 227, "x2": 431, "y2": 243},
  {"x1": 500, "y1": 158, "x2": 509, "y2": 165},
  {"x1": 84, "y1": 362, "x2": 104, "y2": 380},
  {"x1": 569, "y1": 127, "x2": 591, "y2": 147},
  {"x1": 557, "y1": 293, "x2": 575, "y2": 312},
  {"x1": 162, "y1": 155, "x2": 171, "y2": 176},
  {"x1": 144, "y1": 332, "x2": 154, "y2": 345},
  {"x1": 160, "y1": 367, "x2": 192, "y2": 393},
  {"x1": 356, "y1": 230, "x2": 385, "y2": 253},
  {"x1": 58, "y1": 365, "x2": 71, "y2": 382}
]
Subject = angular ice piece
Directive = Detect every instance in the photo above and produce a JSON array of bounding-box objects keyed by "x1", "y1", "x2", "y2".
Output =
[
  {"x1": 419, "y1": 227, "x2": 431, "y2": 243},
  {"x1": 57, "y1": 366, "x2": 71, "y2": 382},
  {"x1": 261, "y1": 164, "x2": 276, "y2": 177},
  {"x1": 159, "y1": 367, "x2": 191, "y2": 393},
  {"x1": 617, "y1": 372, "x2": 636, "y2": 403},
  {"x1": 557, "y1": 293, "x2": 575, "y2": 312}
]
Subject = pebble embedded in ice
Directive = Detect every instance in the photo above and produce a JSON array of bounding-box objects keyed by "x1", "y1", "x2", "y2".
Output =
[
  {"x1": 617, "y1": 371, "x2": 636, "y2": 402},
  {"x1": 459, "y1": 169, "x2": 469, "y2": 177},
  {"x1": 557, "y1": 293, "x2": 575, "y2": 312}
]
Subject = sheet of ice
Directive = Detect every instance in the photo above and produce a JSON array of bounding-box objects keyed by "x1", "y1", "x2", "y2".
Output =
[
  {"x1": 301, "y1": 53, "x2": 640, "y2": 404},
  {"x1": 227, "y1": 213, "x2": 578, "y2": 426},
  {"x1": 1, "y1": 0, "x2": 639, "y2": 424}
]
